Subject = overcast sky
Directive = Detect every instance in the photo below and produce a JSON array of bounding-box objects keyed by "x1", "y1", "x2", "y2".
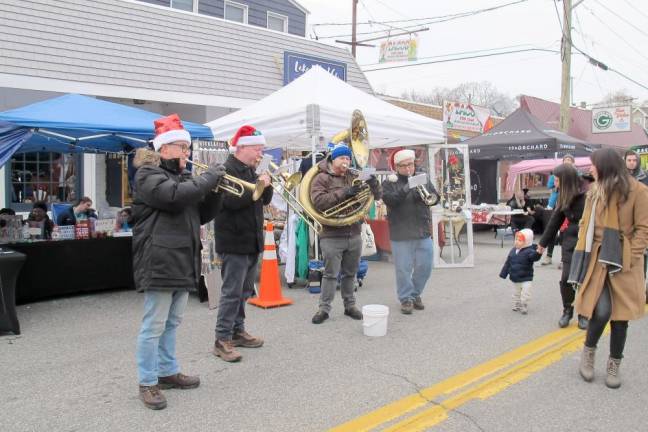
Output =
[{"x1": 298, "y1": 0, "x2": 648, "y2": 107}]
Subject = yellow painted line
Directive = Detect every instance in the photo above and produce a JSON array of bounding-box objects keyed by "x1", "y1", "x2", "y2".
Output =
[
  {"x1": 384, "y1": 331, "x2": 587, "y2": 431},
  {"x1": 330, "y1": 326, "x2": 582, "y2": 432}
]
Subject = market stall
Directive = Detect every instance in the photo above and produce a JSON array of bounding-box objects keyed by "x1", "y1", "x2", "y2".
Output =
[{"x1": 0, "y1": 94, "x2": 215, "y2": 304}]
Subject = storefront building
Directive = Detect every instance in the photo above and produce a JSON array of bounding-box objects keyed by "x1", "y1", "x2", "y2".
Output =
[{"x1": 0, "y1": 0, "x2": 372, "y2": 214}]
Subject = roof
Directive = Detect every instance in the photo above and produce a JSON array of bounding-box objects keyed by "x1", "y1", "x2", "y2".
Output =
[
  {"x1": 520, "y1": 95, "x2": 648, "y2": 149},
  {"x1": 464, "y1": 108, "x2": 593, "y2": 160},
  {"x1": 0, "y1": 0, "x2": 371, "y2": 108}
]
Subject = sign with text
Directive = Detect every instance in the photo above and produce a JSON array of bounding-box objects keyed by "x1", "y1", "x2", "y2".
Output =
[
  {"x1": 592, "y1": 106, "x2": 632, "y2": 133},
  {"x1": 443, "y1": 100, "x2": 493, "y2": 133},
  {"x1": 283, "y1": 51, "x2": 347, "y2": 84},
  {"x1": 379, "y1": 37, "x2": 418, "y2": 63}
]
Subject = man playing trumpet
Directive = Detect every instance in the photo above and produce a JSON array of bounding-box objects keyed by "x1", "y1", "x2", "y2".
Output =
[
  {"x1": 382, "y1": 149, "x2": 439, "y2": 315},
  {"x1": 213, "y1": 125, "x2": 272, "y2": 362},
  {"x1": 310, "y1": 143, "x2": 382, "y2": 324},
  {"x1": 133, "y1": 114, "x2": 226, "y2": 410}
]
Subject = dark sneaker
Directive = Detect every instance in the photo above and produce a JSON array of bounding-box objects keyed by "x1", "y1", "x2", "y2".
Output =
[
  {"x1": 213, "y1": 339, "x2": 242, "y2": 362},
  {"x1": 139, "y1": 385, "x2": 167, "y2": 410},
  {"x1": 344, "y1": 306, "x2": 363, "y2": 320},
  {"x1": 312, "y1": 310, "x2": 329, "y2": 324},
  {"x1": 520, "y1": 303, "x2": 528, "y2": 315},
  {"x1": 577, "y1": 315, "x2": 589, "y2": 330},
  {"x1": 401, "y1": 300, "x2": 413, "y2": 315},
  {"x1": 413, "y1": 297, "x2": 425, "y2": 310},
  {"x1": 232, "y1": 330, "x2": 264, "y2": 348},
  {"x1": 158, "y1": 373, "x2": 200, "y2": 390}
]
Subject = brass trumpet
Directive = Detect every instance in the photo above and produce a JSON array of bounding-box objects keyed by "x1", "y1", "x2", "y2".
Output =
[
  {"x1": 416, "y1": 185, "x2": 440, "y2": 207},
  {"x1": 186, "y1": 159, "x2": 265, "y2": 201},
  {"x1": 268, "y1": 161, "x2": 302, "y2": 192}
]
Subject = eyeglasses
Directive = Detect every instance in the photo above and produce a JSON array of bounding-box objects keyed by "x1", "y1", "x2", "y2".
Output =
[
  {"x1": 168, "y1": 143, "x2": 191, "y2": 153},
  {"x1": 397, "y1": 162, "x2": 415, "y2": 168}
]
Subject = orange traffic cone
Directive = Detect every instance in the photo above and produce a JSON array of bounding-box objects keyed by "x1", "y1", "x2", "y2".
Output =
[{"x1": 248, "y1": 222, "x2": 293, "y2": 308}]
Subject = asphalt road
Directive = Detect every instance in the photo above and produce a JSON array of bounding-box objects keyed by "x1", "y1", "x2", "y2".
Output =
[{"x1": 1, "y1": 231, "x2": 647, "y2": 432}]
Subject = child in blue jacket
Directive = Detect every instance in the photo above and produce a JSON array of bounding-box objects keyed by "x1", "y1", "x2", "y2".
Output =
[{"x1": 500, "y1": 228, "x2": 542, "y2": 314}]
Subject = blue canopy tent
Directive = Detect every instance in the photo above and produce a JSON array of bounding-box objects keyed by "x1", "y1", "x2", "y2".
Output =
[{"x1": 0, "y1": 94, "x2": 214, "y2": 166}]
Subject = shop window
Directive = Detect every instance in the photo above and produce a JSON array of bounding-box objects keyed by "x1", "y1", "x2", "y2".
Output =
[
  {"x1": 267, "y1": 12, "x2": 288, "y2": 32},
  {"x1": 170, "y1": 0, "x2": 193, "y2": 12},
  {"x1": 9, "y1": 152, "x2": 80, "y2": 210},
  {"x1": 224, "y1": 0, "x2": 248, "y2": 24}
]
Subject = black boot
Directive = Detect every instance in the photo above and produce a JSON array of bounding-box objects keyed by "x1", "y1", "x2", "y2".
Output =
[
  {"x1": 558, "y1": 306, "x2": 574, "y2": 328},
  {"x1": 577, "y1": 315, "x2": 589, "y2": 330}
]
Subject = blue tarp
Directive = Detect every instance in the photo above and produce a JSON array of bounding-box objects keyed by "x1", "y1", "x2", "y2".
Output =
[
  {"x1": 0, "y1": 121, "x2": 33, "y2": 167},
  {"x1": 0, "y1": 94, "x2": 214, "y2": 161}
]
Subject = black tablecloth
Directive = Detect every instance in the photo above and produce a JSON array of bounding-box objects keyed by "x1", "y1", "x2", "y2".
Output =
[
  {"x1": 0, "y1": 248, "x2": 26, "y2": 334},
  {"x1": 9, "y1": 237, "x2": 135, "y2": 305}
]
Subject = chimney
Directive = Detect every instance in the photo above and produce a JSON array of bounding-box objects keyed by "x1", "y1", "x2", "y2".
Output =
[{"x1": 580, "y1": 101, "x2": 587, "y2": 109}]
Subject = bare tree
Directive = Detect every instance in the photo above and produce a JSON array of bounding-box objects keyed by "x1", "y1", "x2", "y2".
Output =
[
  {"x1": 401, "y1": 81, "x2": 516, "y2": 116},
  {"x1": 592, "y1": 89, "x2": 635, "y2": 108}
]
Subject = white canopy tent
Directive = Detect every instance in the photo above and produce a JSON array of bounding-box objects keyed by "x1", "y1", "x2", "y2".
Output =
[{"x1": 206, "y1": 66, "x2": 445, "y2": 150}]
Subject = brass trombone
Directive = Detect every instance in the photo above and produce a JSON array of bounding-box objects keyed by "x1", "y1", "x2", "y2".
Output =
[{"x1": 186, "y1": 159, "x2": 265, "y2": 201}]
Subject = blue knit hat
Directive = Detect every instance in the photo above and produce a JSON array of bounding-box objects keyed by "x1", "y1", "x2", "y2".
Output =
[{"x1": 330, "y1": 143, "x2": 352, "y2": 161}]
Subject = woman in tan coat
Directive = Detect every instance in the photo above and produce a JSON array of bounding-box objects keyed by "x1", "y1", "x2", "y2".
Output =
[{"x1": 569, "y1": 148, "x2": 648, "y2": 389}]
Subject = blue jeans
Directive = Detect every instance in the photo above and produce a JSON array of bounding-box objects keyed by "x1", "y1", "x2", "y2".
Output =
[
  {"x1": 136, "y1": 290, "x2": 189, "y2": 386},
  {"x1": 391, "y1": 237, "x2": 433, "y2": 303}
]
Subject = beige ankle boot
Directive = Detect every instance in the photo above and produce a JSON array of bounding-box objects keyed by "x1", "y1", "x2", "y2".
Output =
[
  {"x1": 605, "y1": 357, "x2": 622, "y2": 389},
  {"x1": 579, "y1": 346, "x2": 596, "y2": 382}
]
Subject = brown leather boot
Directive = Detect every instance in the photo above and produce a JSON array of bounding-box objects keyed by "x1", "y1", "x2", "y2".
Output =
[
  {"x1": 213, "y1": 339, "x2": 242, "y2": 362},
  {"x1": 413, "y1": 296, "x2": 425, "y2": 310},
  {"x1": 232, "y1": 330, "x2": 264, "y2": 348},
  {"x1": 605, "y1": 357, "x2": 622, "y2": 389},
  {"x1": 139, "y1": 385, "x2": 167, "y2": 410},
  {"x1": 579, "y1": 345, "x2": 596, "y2": 382},
  {"x1": 158, "y1": 373, "x2": 200, "y2": 390}
]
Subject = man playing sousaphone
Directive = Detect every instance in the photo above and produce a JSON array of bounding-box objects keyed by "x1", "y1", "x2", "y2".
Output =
[{"x1": 310, "y1": 143, "x2": 382, "y2": 324}]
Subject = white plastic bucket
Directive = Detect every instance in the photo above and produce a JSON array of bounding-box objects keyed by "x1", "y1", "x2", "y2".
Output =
[{"x1": 362, "y1": 304, "x2": 389, "y2": 337}]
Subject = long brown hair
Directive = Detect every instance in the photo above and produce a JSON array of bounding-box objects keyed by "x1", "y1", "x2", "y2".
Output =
[
  {"x1": 554, "y1": 163, "x2": 582, "y2": 210},
  {"x1": 590, "y1": 148, "x2": 631, "y2": 204}
]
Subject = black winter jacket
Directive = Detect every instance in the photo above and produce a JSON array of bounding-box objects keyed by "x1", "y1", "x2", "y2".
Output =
[
  {"x1": 382, "y1": 173, "x2": 439, "y2": 241},
  {"x1": 213, "y1": 154, "x2": 273, "y2": 254},
  {"x1": 499, "y1": 245, "x2": 542, "y2": 283},
  {"x1": 131, "y1": 149, "x2": 223, "y2": 293},
  {"x1": 539, "y1": 193, "x2": 585, "y2": 264}
]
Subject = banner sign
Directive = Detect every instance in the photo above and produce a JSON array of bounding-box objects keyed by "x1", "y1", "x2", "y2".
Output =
[
  {"x1": 379, "y1": 37, "x2": 418, "y2": 63},
  {"x1": 283, "y1": 51, "x2": 347, "y2": 85},
  {"x1": 443, "y1": 101, "x2": 493, "y2": 133},
  {"x1": 592, "y1": 106, "x2": 631, "y2": 133}
]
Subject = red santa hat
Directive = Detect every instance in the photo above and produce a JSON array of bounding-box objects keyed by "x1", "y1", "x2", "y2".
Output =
[
  {"x1": 389, "y1": 148, "x2": 416, "y2": 170},
  {"x1": 152, "y1": 114, "x2": 191, "y2": 151},
  {"x1": 229, "y1": 125, "x2": 266, "y2": 152}
]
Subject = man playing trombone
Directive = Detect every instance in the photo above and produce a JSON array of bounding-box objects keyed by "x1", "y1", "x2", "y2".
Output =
[
  {"x1": 382, "y1": 149, "x2": 439, "y2": 315},
  {"x1": 310, "y1": 143, "x2": 382, "y2": 324},
  {"x1": 212, "y1": 125, "x2": 272, "y2": 362},
  {"x1": 132, "y1": 114, "x2": 226, "y2": 410}
]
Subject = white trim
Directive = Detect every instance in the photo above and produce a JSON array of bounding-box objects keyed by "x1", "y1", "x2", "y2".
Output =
[
  {"x1": 0, "y1": 73, "x2": 256, "y2": 109},
  {"x1": 153, "y1": 129, "x2": 192, "y2": 150},
  {"x1": 237, "y1": 135, "x2": 266, "y2": 146},
  {"x1": 267, "y1": 11, "x2": 288, "y2": 33},
  {"x1": 287, "y1": 0, "x2": 309, "y2": 15},
  {"x1": 224, "y1": 0, "x2": 248, "y2": 24}
]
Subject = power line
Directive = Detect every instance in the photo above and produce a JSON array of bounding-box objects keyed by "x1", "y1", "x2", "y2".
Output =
[
  {"x1": 592, "y1": 0, "x2": 648, "y2": 40},
  {"x1": 370, "y1": 0, "x2": 410, "y2": 20},
  {"x1": 362, "y1": 48, "x2": 561, "y2": 72},
  {"x1": 312, "y1": 0, "x2": 529, "y2": 39}
]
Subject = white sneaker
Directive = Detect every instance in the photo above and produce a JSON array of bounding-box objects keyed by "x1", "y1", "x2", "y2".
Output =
[{"x1": 541, "y1": 256, "x2": 552, "y2": 266}]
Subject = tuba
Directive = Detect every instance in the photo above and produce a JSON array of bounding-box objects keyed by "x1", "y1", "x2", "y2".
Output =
[{"x1": 298, "y1": 110, "x2": 374, "y2": 228}]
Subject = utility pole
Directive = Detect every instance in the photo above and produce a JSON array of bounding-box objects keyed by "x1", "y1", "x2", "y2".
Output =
[
  {"x1": 351, "y1": 0, "x2": 358, "y2": 58},
  {"x1": 559, "y1": 0, "x2": 572, "y2": 133}
]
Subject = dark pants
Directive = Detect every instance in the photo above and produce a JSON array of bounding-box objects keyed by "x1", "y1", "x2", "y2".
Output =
[
  {"x1": 511, "y1": 215, "x2": 533, "y2": 232},
  {"x1": 215, "y1": 253, "x2": 259, "y2": 341},
  {"x1": 559, "y1": 261, "x2": 575, "y2": 308},
  {"x1": 585, "y1": 282, "x2": 628, "y2": 359}
]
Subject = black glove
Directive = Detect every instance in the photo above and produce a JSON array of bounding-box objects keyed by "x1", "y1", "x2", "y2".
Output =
[
  {"x1": 344, "y1": 184, "x2": 363, "y2": 198},
  {"x1": 366, "y1": 175, "x2": 379, "y2": 188},
  {"x1": 207, "y1": 164, "x2": 227, "y2": 180}
]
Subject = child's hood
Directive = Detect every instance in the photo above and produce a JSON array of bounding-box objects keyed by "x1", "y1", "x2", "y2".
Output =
[{"x1": 516, "y1": 228, "x2": 534, "y2": 248}]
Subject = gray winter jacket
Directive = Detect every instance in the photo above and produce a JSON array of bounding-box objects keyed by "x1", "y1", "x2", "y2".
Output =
[{"x1": 131, "y1": 149, "x2": 223, "y2": 292}]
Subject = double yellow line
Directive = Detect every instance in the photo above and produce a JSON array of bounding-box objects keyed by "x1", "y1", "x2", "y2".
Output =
[{"x1": 331, "y1": 325, "x2": 588, "y2": 432}]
